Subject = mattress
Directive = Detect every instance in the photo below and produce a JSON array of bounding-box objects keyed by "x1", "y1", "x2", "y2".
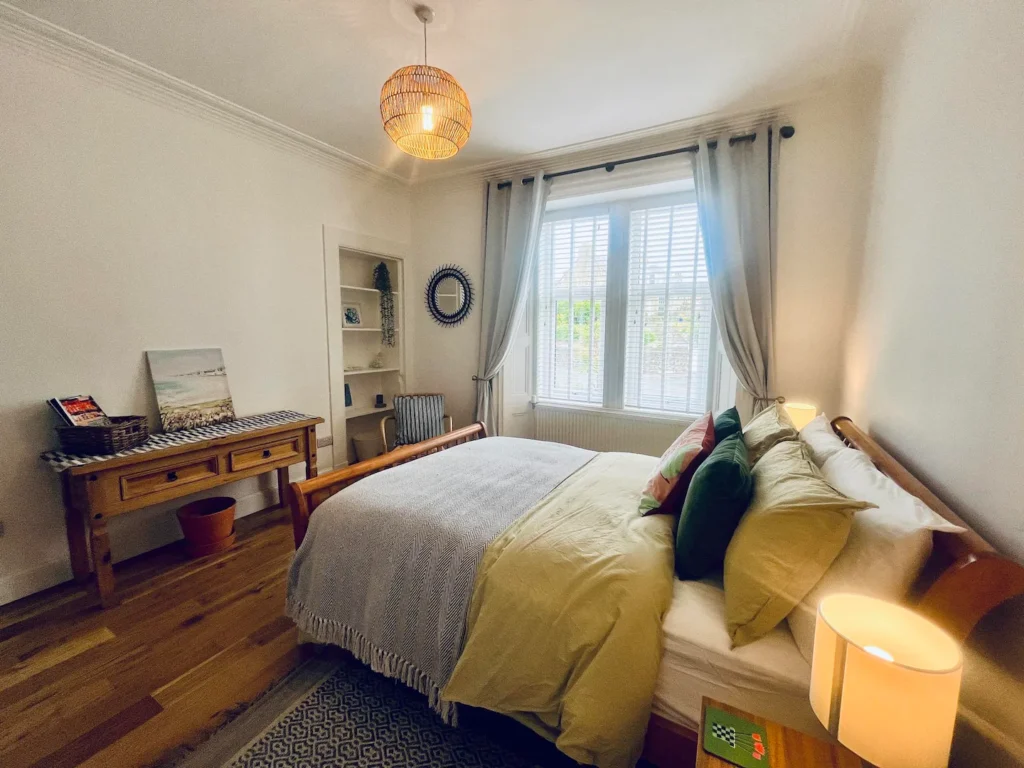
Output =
[{"x1": 652, "y1": 577, "x2": 829, "y2": 739}]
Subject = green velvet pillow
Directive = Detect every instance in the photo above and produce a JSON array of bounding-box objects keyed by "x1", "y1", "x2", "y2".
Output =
[
  {"x1": 674, "y1": 432, "x2": 754, "y2": 580},
  {"x1": 713, "y1": 406, "x2": 742, "y2": 443}
]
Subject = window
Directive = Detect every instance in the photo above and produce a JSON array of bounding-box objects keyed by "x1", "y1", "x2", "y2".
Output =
[
  {"x1": 535, "y1": 212, "x2": 609, "y2": 405},
  {"x1": 534, "y1": 191, "x2": 720, "y2": 416},
  {"x1": 624, "y1": 202, "x2": 713, "y2": 414}
]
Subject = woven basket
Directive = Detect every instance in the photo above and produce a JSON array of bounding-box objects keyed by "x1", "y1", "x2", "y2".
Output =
[{"x1": 57, "y1": 416, "x2": 150, "y2": 455}]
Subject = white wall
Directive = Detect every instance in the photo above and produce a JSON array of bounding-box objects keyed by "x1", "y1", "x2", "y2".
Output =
[
  {"x1": 407, "y1": 179, "x2": 487, "y2": 428},
  {"x1": 0, "y1": 42, "x2": 409, "y2": 603},
  {"x1": 775, "y1": 75, "x2": 881, "y2": 416},
  {"x1": 842, "y1": 0, "x2": 1024, "y2": 563},
  {"x1": 839, "y1": 6, "x2": 1024, "y2": 761},
  {"x1": 406, "y1": 80, "x2": 882, "y2": 427}
]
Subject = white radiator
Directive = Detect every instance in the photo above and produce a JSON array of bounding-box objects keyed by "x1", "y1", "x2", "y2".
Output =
[{"x1": 534, "y1": 404, "x2": 692, "y2": 456}]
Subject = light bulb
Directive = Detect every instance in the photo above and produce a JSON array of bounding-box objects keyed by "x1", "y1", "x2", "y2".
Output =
[
  {"x1": 864, "y1": 645, "x2": 894, "y2": 662},
  {"x1": 421, "y1": 104, "x2": 434, "y2": 131}
]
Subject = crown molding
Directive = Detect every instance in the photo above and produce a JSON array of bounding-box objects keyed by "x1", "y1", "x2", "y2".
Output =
[
  {"x1": 410, "y1": 105, "x2": 785, "y2": 187},
  {"x1": 0, "y1": 2, "x2": 407, "y2": 186}
]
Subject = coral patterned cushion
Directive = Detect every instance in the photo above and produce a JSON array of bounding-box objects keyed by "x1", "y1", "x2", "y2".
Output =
[{"x1": 639, "y1": 412, "x2": 716, "y2": 516}]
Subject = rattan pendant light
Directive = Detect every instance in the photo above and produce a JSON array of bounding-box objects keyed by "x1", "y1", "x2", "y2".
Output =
[{"x1": 380, "y1": 5, "x2": 471, "y2": 160}]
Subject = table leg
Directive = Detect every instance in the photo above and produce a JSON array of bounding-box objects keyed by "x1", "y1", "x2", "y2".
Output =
[
  {"x1": 88, "y1": 518, "x2": 117, "y2": 607},
  {"x1": 277, "y1": 466, "x2": 290, "y2": 509},
  {"x1": 62, "y1": 474, "x2": 92, "y2": 583},
  {"x1": 306, "y1": 426, "x2": 318, "y2": 479}
]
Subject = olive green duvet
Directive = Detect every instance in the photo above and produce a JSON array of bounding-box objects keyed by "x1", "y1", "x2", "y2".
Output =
[{"x1": 443, "y1": 451, "x2": 675, "y2": 768}]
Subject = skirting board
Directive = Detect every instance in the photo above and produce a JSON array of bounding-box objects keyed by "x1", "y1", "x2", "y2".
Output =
[
  {"x1": 0, "y1": 464, "x2": 330, "y2": 606},
  {"x1": 0, "y1": 559, "x2": 74, "y2": 608}
]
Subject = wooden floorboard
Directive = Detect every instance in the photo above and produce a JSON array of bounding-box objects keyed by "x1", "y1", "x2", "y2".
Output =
[{"x1": 0, "y1": 506, "x2": 304, "y2": 768}]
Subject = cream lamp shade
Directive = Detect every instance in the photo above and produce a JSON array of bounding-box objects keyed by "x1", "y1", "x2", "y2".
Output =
[
  {"x1": 783, "y1": 401, "x2": 817, "y2": 430},
  {"x1": 810, "y1": 594, "x2": 962, "y2": 768}
]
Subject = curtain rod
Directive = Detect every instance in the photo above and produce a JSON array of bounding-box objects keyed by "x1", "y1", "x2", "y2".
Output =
[{"x1": 495, "y1": 125, "x2": 795, "y2": 190}]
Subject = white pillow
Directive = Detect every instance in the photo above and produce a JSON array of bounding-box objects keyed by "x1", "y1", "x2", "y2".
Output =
[
  {"x1": 798, "y1": 413, "x2": 848, "y2": 466},
  {"x1": 787, "y1": 447, "x2": 965, "y2": 662}
]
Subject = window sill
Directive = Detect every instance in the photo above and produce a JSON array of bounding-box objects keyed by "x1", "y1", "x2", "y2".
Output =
[{"x1": 533, "y1": 400, "x2": 699, "y2": 426}]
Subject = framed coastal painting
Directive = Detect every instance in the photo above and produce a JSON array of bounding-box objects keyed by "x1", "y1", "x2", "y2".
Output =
[{"x1": 146, "y1": 348, "x2": 236, "y2": 432}]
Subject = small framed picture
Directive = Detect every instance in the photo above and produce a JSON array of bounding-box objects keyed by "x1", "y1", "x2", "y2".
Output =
[{"x1": 343, "y1": 303, "x2": 363, "y2": 327}]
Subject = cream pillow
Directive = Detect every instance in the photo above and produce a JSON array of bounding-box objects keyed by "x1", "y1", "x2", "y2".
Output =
[
  {"x1": 742, "y1": 402, "x2": 798, "y2": 465},
  {"x1": 787, "y1": 448, "x2": 965, "y2": 661},
  {"x1": 798, "y1": 413, "x2": 848, "y2": 466},
  {"x1": 724, "y1": 440, "x2": 875, "y2": 646}
]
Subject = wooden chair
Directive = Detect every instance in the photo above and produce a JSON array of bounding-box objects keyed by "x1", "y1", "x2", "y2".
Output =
[{"x1": 380, "y1": 393, "x2": 453, "y2": 453}]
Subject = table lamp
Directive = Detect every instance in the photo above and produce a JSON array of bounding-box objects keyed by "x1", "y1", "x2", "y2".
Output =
[
  {"x1": 783, "y1": 401, "x2": 817, "y2": 430},
  {"x1": 809, "y1": 594, "x2": 962, "y2": 768}
]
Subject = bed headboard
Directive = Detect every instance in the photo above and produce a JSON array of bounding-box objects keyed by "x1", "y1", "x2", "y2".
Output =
[{"x1": 830, "y1": 416, "x2": 1024, "y2": 640}]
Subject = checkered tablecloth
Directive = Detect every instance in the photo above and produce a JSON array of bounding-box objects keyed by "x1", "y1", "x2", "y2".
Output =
[{"x1": 41, "y1": 410, "x2": 316, "y2": 472}]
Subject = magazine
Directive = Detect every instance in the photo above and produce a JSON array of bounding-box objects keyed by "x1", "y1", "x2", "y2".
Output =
[{"x1": 48, "y1": 395, "x2": 110, "y2": 427}]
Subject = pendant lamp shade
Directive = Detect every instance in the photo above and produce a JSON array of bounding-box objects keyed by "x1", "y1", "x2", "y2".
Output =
[{"x1": 380, "y1": 64, "x2": 472, "y2": 160}]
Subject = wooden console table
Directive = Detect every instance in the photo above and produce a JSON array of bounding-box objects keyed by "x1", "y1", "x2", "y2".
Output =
[{"x1": 42, "y1": 411, "x2": 323, "y2": 607}]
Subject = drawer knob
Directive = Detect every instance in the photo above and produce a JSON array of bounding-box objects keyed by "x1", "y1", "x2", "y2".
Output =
[
  {"x1": 262, "y1": 449, "x2": 272, "y2": 458},
  {"x1": 167, "y1": 471, "x2": 178, "y2": 482}
]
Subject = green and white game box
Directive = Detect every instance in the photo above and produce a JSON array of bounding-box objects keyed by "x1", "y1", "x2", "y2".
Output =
[{"x1": 703, "y1": 706, "x2": 769, "y2": 767}]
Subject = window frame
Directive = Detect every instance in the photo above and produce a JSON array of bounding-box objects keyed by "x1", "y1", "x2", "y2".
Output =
[{"x1": 532, "y1": 190, "x2": 723, "y2": 419}]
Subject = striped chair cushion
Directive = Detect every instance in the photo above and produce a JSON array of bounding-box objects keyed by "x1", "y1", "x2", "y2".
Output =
[{"x1": 393, "y1": 394, "x2": 446, "y2": 447}]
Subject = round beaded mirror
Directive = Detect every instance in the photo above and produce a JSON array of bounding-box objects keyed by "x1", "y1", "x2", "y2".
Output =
[{"x1": 424, "y1": 264, "x2": 474, "y2": 327}]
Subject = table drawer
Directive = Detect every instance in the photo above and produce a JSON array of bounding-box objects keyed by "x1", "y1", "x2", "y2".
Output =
[
  {"x1": 120, "y1": 456, "x2": 220, "y2": 501},
  {"x1": 229, "y1": 437, "x2": 300, "y2": 472}
]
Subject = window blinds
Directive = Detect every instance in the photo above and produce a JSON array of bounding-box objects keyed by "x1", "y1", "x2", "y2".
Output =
[
  {"x1": 623, "y1": 202, "x2": 713, "y2": 414},
  {"x1": 533, "y1": 192, "x2": 718, "y2": 416},
  {"x1": 535, "y1": 214, "x2": 609, "y2": 404}
]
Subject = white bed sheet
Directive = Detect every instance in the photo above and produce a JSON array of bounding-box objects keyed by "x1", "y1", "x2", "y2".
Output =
[{"x1": 652, "y1": 577, "x2": 829, "y2": 739}]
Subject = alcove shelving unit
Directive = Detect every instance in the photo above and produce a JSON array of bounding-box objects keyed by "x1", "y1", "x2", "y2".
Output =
[{"x1": 326, "y1": 245, "x2": 406, "y2": 466}]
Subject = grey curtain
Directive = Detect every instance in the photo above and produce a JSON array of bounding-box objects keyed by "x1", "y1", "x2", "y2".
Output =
[
  {"x1": 691, "y1": 124, "x2": 781, "y2": 420},
  {"x1": 474, "y1": 174, "x2": 551, "y2": 433}
]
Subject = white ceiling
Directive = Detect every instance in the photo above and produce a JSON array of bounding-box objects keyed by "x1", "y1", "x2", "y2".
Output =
[{"x1": 8, "y1": 0, "x2": 911, "y2": 181}]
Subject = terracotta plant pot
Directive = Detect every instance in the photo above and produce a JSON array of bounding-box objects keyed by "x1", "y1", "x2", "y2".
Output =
[{"x1": 176, "y1": 496, "x2": 237, "y2": 558}]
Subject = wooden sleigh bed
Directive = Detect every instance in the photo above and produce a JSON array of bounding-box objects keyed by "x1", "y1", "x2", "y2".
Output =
[{"x1": 287, "y1": 417, "x2": 1024, "y2": 767}]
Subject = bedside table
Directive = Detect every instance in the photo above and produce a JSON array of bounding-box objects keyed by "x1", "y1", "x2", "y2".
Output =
[{"x1": 696, "y1": 698, "x2": 864, "y2": 767}]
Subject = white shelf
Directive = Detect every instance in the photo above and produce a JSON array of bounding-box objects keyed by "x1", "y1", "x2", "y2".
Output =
[
  {"x1": 345, "y1": 405, "x2": 393, "y2": 419},
  {"x1": 343, "y1": 327, "x2": 381, "y2": 332},
  {"x1": 346, "y1": 250, "x2": 399, "y2": 263},
  {"x1": 344, "y1": 367, "x2": 401, "y2": 377},
  {"x1": 340, "y1": 284, "x2": 400, "y2": 295}
]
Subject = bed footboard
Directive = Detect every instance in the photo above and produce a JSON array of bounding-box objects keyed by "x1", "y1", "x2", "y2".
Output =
[{"x1": 287, "y1": 421, "x2": 488, "y2": 548}]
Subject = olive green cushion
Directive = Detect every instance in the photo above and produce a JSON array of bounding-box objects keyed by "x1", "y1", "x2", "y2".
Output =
[
  {"x1": 674, "y1": 433, "x2": 753, "y2": 580},
  {"x1": 713, "y1": 406, "x2": 742, "y2": 443},
  {"x1": 724, "y1": 440, "x2": 875, "y2": 646},
  {"x1": 742, "y1": 402, "x2": 798, "y2": 465}
]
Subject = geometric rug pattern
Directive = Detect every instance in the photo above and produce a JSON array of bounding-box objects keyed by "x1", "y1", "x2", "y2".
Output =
[{"x1": 227, "y1": 656, "x2": 570, "y2": 768}]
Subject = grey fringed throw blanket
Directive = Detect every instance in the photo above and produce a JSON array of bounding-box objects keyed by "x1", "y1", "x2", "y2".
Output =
[{"x1": 286, "y1": 437, "x2": 594, "y2": 722}]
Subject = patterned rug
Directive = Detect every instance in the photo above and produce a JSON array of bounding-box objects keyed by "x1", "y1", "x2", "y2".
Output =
[{"x1": 214, "y1": 654, "x2": 580, "y2": 768}]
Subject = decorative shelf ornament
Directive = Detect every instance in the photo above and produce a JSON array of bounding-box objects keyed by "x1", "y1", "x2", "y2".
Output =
[{"x1": 373, "y1": 262, "x2": 396, "y2": 347}]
